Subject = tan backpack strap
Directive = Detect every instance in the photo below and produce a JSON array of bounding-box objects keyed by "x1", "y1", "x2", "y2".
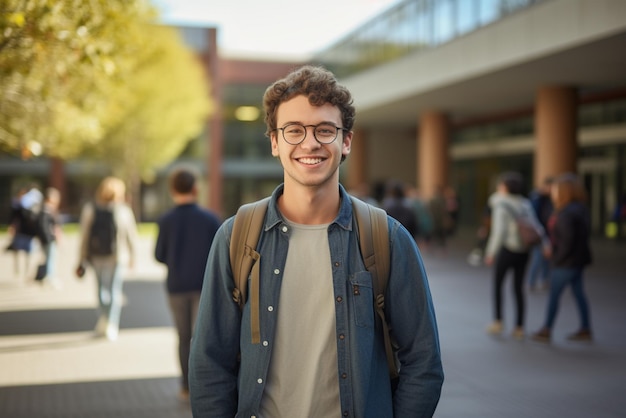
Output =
[
  {"x1": 229, "y1": 197, "x2": 270, "y2": 344},
  {"x1": 350, "y1": 196, "x2": 397, "y2": 379}
]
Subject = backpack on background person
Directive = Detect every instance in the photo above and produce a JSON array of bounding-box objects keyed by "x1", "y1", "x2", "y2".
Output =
[{"x1": 88, "y1": 206, "x2": 117, "y2": 257}]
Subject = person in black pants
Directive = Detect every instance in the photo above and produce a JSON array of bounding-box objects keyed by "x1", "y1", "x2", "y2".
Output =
[
  {"x1": 483, "y1": 172, "x2": 546, "y2": 340},
  {"x1": 154, "y1": 168, "x2": 222, "y2": 402}
]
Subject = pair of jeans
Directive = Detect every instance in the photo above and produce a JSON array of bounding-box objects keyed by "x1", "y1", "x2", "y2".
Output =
[
  {"x1": 493, "y1": 247, "x2": 529, "y2": 327},
  {"x1": 544, "y1": 267, "x2": 591, "y2": 330},
  {"x1": 42, "y1": 242, "x2": 58, "y2": 284},
  {"x1": 527, "y1": 244, "x2": 550, "y2": 287},
  {"x1": 168, "y1": 291, "x2": 201, "y2": 390},
  {"x1": 90, "y1": 257, "x2": 123, "y2": 331}
]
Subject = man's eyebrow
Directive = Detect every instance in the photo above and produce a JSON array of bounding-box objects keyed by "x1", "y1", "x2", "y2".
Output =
[{"x1": 279, "y1": 120, "x2": 339, "y2": 126}]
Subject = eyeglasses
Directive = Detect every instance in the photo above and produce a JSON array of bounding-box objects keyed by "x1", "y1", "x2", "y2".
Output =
[{"x1": 275, "y1": 122, "x2": 348, "y2": 145}]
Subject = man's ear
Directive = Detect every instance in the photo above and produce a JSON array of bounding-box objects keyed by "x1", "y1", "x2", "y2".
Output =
[
  {"x1": 342, "y1": 130, "x2": 353, "y2": 159},
  {"x1": 271, "y1": 132, "x2": 279, "y2": 157}
]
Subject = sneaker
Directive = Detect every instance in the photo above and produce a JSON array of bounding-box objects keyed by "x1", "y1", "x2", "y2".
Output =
[
  {"x1": 486, "y1": 321, "x2": 503, "y2": 335},
  {"x1": 532, "y1": 328, "x2": 551, "y2": 343},
  {"x1": 567, "y1": 329, "x2": 593, "y2": 342},
  {"x1": 106, "y1": 324, "x2": 119, "y2": 341},
  {"x1": 512, "y1": 327, "x2": 525, "y2": 340},
  {"x1": 94, "y1": 316, "x2": 108, "y2": 337}
]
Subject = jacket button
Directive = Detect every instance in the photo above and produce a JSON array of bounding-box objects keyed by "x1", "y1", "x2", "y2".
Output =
[{"x1": 336, "y1": 296, "x2": 343, "y2": 303}]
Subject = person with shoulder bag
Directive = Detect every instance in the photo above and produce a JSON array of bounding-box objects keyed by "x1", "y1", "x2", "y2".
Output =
[{"x1": 484, "y1": 171, "x2": 549, "y2": 340}]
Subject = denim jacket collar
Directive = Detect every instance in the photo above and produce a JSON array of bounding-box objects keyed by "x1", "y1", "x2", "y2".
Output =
[{"x1": 264, "y1": 183, "x2": 354, "y2": 232}]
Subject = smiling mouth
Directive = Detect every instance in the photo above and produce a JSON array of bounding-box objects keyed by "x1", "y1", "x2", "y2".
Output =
[{"x1": 297, "y1": 157, "x2": 324, "y2": 165}]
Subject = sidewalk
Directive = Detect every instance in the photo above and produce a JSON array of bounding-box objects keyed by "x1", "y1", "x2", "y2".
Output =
[
  {"x1": 0, "y1": 233, "x2": 191, "y2": 418},
  {"x1": 0, "y1": 230, "x2": 625, "y2": 417}
]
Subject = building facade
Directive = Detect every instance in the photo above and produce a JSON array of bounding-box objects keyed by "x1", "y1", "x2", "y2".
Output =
[{"x1": 314, "y1": 0, "x2": 626, "y2": 237}]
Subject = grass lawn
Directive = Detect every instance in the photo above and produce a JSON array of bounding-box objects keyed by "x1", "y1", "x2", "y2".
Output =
[{"x1": 0, "y1": 223, "x2": 158, "y2": 237}]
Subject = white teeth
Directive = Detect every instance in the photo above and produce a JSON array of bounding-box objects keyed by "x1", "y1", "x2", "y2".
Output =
[{"x1": 299, "y1": 157, "x2": 323, "y2": 165}]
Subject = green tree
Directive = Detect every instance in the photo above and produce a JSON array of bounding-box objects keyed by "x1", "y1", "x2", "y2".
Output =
[
  {"x1": 0, "y1": 0, "x2": 156, "y2": 158},
  {"x1": 91, "y1": 23, "x2": 212, "y2": 211},
  {"x1": 0, "y1": 0, "x2": 212, "y2": 184}
]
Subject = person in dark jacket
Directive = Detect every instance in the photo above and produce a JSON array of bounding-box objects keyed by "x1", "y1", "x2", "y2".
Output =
[
  {"x1": 532, "y1": 173, "x2": 593, "y2": 343},
  {"x1": 526, "y1": 176, "x2": 553, "y2": 291},
  {"x1": 382, "y1": 180, "x2": 418, "y2": 240},
  {"x1": 154, "y1": 168, "x2": 221, "y2": 401},
  {"x1": 37, "y1": 187, "x2": 62, "y2": 287}
]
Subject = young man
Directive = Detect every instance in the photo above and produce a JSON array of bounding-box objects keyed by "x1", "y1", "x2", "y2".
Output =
[
  {"x1": 189, "y1": 65, "x2": 443, "y2": 417},
  {"x1": 154, "y1": 168, "x2": 222, "y2": 401}
]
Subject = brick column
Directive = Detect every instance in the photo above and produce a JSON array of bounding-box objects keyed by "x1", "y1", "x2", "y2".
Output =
[
  {"x1": 534, "y1": 86, "x2": 578, "y2": 187},
  {"x1": 206, "y1": 28, "x2": 223, "y2": 216},
  {"x1": 418, "y1": 111, "x2": 449, "y2": 199},
  {"x1": 346, "y1": 128, "x2": 368, "y2": 190}
]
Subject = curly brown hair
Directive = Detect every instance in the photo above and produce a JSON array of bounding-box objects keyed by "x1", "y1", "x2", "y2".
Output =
[{"x1": 262, "y1": 65, "x2": 355, "y2": 138}]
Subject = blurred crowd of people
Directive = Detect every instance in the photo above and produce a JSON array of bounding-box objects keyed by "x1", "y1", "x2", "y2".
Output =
[
  {"x1": 349, "y1": 180, "x2": 460, "y2": 256},
  {"x1": 5, "y1": 183, "x2": 62, "y2": 286},
  {"x1": 474, "y1": 171, "x2": 594, "y2": 343},
  {"x1": 350, "y1": 170, "x2": 598, "y2": 345}
]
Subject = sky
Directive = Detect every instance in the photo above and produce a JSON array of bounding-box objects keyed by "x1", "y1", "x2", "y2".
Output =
[{"x1": 152, "y1": 0, "x2": 402, "y2": 60}]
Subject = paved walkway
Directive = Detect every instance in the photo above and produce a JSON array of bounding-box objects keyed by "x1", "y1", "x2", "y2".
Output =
[{"x1": 0, "y1": 230, "x2": 624, "y2": 417}]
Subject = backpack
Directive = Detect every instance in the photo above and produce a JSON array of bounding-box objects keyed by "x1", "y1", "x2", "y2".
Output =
[
  {"x1": 502, "y1": 203, "x2": 543, "y2": 248},
  {"x1": 229, "y1": 195, "x2": 398, "y2": 380},
  {"x1": 88, "y1": 205, "x2": 117, "y2": 256},
  {"x1": 19, "y1": 205, "x2": 43, "y2": 237}
]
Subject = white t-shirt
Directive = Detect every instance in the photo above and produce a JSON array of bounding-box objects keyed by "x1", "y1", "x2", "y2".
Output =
[{"x1": 259, "y1": 221, "x2": 341, "y2": 418}]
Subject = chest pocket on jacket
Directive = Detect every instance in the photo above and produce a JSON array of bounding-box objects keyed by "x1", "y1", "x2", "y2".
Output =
[{"x1": 350, "y1": 271, "x2": 375, "y2": 329}]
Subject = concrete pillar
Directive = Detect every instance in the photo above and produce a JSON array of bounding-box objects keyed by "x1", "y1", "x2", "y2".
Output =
[
  {"x1": 346, "y1": 128, "x2": 368, "y2": 190},
  {"x1": 534, "y1": 86, "x2": 578, "y2": 187},
  {"x1": 418, "y1": 111, "x2": 449, "y2": 199}
]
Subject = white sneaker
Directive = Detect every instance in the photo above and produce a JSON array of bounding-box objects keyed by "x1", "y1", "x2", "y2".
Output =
[
  {"x1": 486, "y1": 321, "x2": 503, "y2": 335},
  {"x1": 106, "y1": 324, "x2": 119, "y2": 341},
  {"x1": 94, "y1": 316, "x2": 108, "y2": 337}
]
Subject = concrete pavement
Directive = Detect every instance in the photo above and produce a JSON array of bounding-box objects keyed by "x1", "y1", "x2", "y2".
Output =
[{"x1": 0, "y1": 230, "x2": 625, "y2": 417}]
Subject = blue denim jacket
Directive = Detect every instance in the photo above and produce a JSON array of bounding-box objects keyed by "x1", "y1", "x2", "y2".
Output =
[{"x1": 189, "y1": 184, "x2": 443, "y2": 418}]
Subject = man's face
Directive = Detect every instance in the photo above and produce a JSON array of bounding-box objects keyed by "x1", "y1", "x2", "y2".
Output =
[{"x1": 271, "y1": 95, "x2": 352, "y2": 190}]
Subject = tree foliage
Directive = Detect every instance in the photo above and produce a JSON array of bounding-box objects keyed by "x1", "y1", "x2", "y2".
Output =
[{"x1": 0, "y1": 0, "x2": 212, "y2": 176}]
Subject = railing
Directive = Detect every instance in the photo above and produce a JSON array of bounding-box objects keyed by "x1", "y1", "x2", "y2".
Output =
[{"x1": 313, "y1": 0, "x2": 550, "y2": 79}]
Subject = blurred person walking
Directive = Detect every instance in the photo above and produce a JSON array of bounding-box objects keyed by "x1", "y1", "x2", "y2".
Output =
[
  {"x1": 36, "y1": 187, "x2": 63, "y2": 287},
  {"x1": 407, "y1": 186, "x2": 435, "y2": 249},
  {"x1": 532, "y1": 173, "x2": 593, "y2": 343},
  {"x1": 428, "y1": 186, "x2": 452, "y2": 254},
  {"x1": 484, "y1": 172, "x2": 548, "y2": 340},
  {"x1": 526, "y1": 176, "x2": 554, "y2": 291},
  {"x1": 5, "y1": 184, "x2": 43, "y2": 279},
  {"x1": 154, "y1": 168, "x2": 221, "y2": 402},
  {"x1": 444, "y1": 186, "x2": 460, "y2": 236},
  {"x1": 77, "y1": 177, "x2": 138, "y2": 341},
  {"x1": 382, "y1": 180, "x2": 419, "y2": 240}
]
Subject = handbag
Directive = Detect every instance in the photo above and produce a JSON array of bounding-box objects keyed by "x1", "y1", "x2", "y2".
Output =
[
  {"x1": 502, "y1": 203, "x2": 543, "y2": 247},
  {"x1": 34, "y1": 264, "x2": 47, "y2": 281}
]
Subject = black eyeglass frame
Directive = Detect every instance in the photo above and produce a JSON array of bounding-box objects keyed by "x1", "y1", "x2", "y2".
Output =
[{"x1": 274, "y1": 122, "x2": 349, "y2": 145}]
